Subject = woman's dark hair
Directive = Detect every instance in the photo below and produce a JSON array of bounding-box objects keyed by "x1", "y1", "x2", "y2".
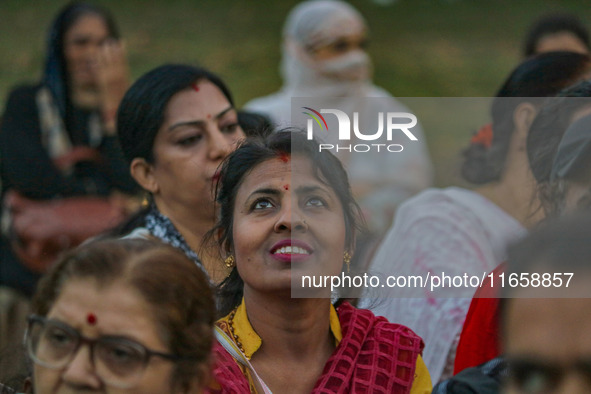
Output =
[
  {"x1": 32, "y1": 238, "x2": 215, "y2": 392},
  {"x1": 237, "y1": 110, "x2": 274, "y2": 138},
  {"x1": 117, "y1": 64, "x2": 235, "y2": 165},
  {"x1": 44, "y1": 1, "x2": 120, "y2": 118},
  {"x1": 526, "y1": 80, "x2": 591, "y2": 215},
  {"x1": 461, "y1": 51, "x2": 591, "y2": 184},
  {"x1": 523, "y1": 13, "x2": 590, "y2": 57},
  {"x1": 208, "y1": 130, "x2": 365, "y2": 316}
]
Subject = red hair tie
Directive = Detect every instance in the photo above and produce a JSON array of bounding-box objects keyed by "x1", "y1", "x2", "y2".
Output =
[{"x1": 470, "y1": 123, "x2": 493, "y2": 148}]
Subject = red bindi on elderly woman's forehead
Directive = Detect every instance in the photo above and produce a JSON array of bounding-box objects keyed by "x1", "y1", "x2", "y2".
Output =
[{"x1": 86, "y1": 313, "x2": 97, "y2": 325}]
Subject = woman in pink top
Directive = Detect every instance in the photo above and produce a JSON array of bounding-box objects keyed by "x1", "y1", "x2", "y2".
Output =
[{"x1": 362, "y1": 51, "x2": 591, "y2": 382}]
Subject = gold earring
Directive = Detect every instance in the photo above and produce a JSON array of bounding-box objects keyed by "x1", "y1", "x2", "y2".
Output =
[
  {"x1": 140, "y1": 193, "x2": 150, "y2": 208},
  {"x1": 343, "y1": 251, "x2": 352, "y2": 273},
  {"x1": 224, "y1": 255, "x2": 235, "y2": 268}
]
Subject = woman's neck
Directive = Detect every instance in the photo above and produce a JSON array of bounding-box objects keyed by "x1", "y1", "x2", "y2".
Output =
[
  {"x1": 244, "y1": 291, "x2": 334, "y2": 360},
  {"x1": 475, "y1": 165, "x2": 543, "y2": 229},
  {"x1": 153, "y1": 199, "x2": 229, "y2": 282},
  {"x1": 154, "y1": 199, "x2": 211, "y2": 247},
  {"x1": 243, "y1": 290, "x2": 335, "y2": 392}
]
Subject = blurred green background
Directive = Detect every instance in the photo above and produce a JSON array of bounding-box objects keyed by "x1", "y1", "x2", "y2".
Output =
[{"x1": 2, "y1": 0, "x2": 590, "y2": 186}]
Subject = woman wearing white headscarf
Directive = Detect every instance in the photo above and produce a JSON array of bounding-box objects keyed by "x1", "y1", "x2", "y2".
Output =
[{"x1": 245, "y1": 0, "x2": 433, "y2": 233}]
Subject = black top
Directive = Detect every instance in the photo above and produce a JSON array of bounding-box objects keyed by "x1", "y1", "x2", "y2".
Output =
[
  {"x1": 0, "y1": 85, "x2": 137, "y2": 199},
  {"x1": 0, "y1": 84, "x2": 138, "y2": 296}
]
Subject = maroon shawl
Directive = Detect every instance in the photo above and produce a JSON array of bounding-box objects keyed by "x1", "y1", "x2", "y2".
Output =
[{"x1": 207, "y1": 302, "x2": 424, "y2": 393}]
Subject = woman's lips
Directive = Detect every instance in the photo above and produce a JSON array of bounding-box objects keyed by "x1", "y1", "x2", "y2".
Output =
[{"x1": 270, "y1": 239, "x2": 313, "y2": 263}]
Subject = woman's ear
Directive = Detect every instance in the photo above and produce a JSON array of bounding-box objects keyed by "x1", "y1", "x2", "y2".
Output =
[
  {"x1": 130, "y1": 158, "x2": 159, "y2": 194},
  {"x1": 513, "y1": 102, "x2": 538, "y2": 150}
]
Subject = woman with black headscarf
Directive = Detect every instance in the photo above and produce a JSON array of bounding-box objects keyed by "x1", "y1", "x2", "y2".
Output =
[{"x1": 0, "y1": 2, "x2": 138, "y2": 297}]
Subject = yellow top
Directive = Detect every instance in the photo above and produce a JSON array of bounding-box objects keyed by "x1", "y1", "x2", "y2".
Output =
[{"x1": 218, "y1": 299, "x2": 432, "y2": 393}]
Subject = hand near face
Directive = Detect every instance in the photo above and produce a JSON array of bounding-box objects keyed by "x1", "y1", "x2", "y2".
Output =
[{"x1": 95, "y1": 39, "x2": 130, "y2": 135}]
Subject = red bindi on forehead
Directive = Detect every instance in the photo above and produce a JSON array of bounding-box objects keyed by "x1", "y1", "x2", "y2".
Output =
[
  {"x1": 278, "y1": 152, "x2": 290, "y2": 163},
  {"x1": 86, "y1": 313, "x2": 97, "y2": 325},
  {"x1": 283, "y1": 184, "x2": 289, "y2": 191},
  {"x1": 192, "y1": 83, "x2": 200, "y2": 92}
]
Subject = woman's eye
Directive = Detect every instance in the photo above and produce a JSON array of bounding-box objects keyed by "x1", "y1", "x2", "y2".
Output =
[
  {"x1": 45, "y1": 327, "x2": 74, "y2": 347},
  {"x1": 253, "y1": 199, "x2": 274, "y2": 210},
  {"x1": 515, "y1": 370, "x2": 554, "y2": 393},
  {"x1": 69, "y1": 37, "x2": 91, "y2": 47},
  {"x1": 177, "y1": 135, "x2": 202, "y2": 146},
  {"x1": 332, "y1": 40, "x2": 350, "y2": 53},
  {"x1": 220, "y1": 123, "x2": 240, "y2": 134},
  {"x1": 111, "y1": 347, "x2": 134, "y2": 361},
  {"x1": 306, "y1": 197, "x2": 325, "y2": 207},
  {"x1": 511, "y1": 362, "x2": 560, "y2": 393},
  {"x1": 100, "y1": 343, "x2": 140, "y2": 365}
]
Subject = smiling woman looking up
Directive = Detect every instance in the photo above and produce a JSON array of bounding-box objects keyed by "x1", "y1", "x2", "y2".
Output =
[{"x1": 206, "y1": 131, "x2": 431, "y2": 393}]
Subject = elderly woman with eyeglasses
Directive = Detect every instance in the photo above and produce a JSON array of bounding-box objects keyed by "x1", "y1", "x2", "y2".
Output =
[{"x1": 23, "y1": 238, "x2": 214, "y2": 393}]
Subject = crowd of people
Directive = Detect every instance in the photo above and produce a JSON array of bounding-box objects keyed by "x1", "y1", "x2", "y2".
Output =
[{"x1": 2, "y1": 1, "x2": 591, "y2": 393}]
